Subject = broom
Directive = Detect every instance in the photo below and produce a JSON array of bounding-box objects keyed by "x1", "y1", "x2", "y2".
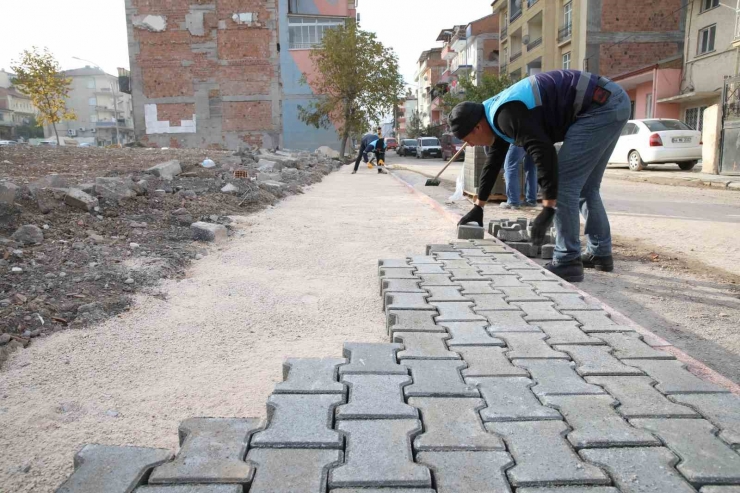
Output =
[{"x1": 425, "y1": 142, "x2": 468, "y2": 186}]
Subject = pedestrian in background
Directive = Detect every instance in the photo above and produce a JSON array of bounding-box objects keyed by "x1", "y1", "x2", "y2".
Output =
[{"x1": 501, "y1": 144, "x2": 538, "y2": 209}]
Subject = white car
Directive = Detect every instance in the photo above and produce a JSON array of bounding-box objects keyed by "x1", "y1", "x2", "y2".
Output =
[
  {"x1": 0, "y1": 140, "x2": 17, "y2": 146},
  {"x1": 608, "y1": 119, "x2": 702, "y2": 171}
]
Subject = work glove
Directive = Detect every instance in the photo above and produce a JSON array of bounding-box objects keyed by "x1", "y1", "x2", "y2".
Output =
[
  {"x1": 530, "y1": 206, "x2": 556, "y2": 246},
  {"x1": 458, "y1": 205, "x2": 484, "y2": 227}
]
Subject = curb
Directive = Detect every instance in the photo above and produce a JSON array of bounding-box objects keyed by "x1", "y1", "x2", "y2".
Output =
[{"x1": 604, "y1": 172, "x2": 740, "y2": 191}]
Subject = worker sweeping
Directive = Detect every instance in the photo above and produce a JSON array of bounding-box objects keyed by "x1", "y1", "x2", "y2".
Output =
[
  {"x1": 353, "y1": 135, "x2": 387, "y2": 174},
  {"x1": 449, "y1": 70, "x2": 630, "y2": 282}
]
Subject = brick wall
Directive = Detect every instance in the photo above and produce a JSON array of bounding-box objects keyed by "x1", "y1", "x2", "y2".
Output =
[
  {"x1": 599, "y1": 42, "x2": 679, "y2": 77},
  {"x1": 156, "y1": 103, "x2": 196, "y2": 125},
  {"x1": 222, "y1": 101, "x2": 272, "y2": 132},
  {"x1": 601, "y1": 0, "x2": 682, "y2": 32}
]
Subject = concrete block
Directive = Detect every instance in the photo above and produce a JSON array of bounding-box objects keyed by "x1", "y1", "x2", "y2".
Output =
[
  {"x1": 404, "y1": 360, "x2": 479, "y2": 398},
  {"x1": 413, "y1": 263, "x2": 446, "y2": 274},
  {"x1": 381, "y1": 279, "x2": 425, "y2": 298},
  {"x1": 274, "y1": 358, "x2": 346, "y2": 394},
  {"x1": 410, "y1": 398, "x2": 504, "y2": 451},
  {"x1": 64, "y1": 189, "x2": 99, "y2": 212},
  {"x1": 516, "y1": 217, "x2": 529, "y2": 229},
  {"x1": 95, "y1": 177, "x2": 136, "y2": 201},
  {"x1": 530, "y1": 281, "x2": 578, "y2": 294},
  {"x1": 488, "y1": 219, "x2": 504, "y2": 236},
  {"x1": 425, "y1": 286, "x2": 469, "y2": 302},
  {"x1": 135, "y1": 486, "x2": 241, "y2": 493},
  {"x1": 555, "y1": 345, "x2": 644, "y2": 376},
  {"x1": 458, "y1": 224, "x2": 484, "y2": 240},
  {"x1": 448, "y1": 268, "x2": 489, "y2": 281},
  {"x1": 246, "y1": 449, "x2": 342, "y2": 493},
  {"x1": 337, "y1": 374, "x2": 417, "y2": 420},
  {"x1": 624, "y1": 359, "x2": 730, "y2": 394},
  {"x1": 515, "y1": 360, "x2": 606, "y2": 396},
  {"x1": 149, "y1": 418, "x2": 261, "y2": 485},
  {"x1": 508, "y1": 269, "x2": 554, "y2": 281},
  {"x1": 483, "y1": 310, "x2": 541, "y2": 332},
  {"x1": 586, "y1": 376, "x2": 698, "y2": 419},
  {"x1": 544, "y1": 293, "x2": 600, "y2": 311},
  {"x1": 500, "y1": 333, "x2": 570, "y2": 359},
  {"x1": 250, "y1": 394, "x2": 343, "y2": 449},
  {"x1": 191, "y1": 222, "x2": 227, "y2": 242},
  {"x1": 457, "y1": 247, "x2": 487, "y2": 257},
  {"x1": 481, "y1": 244, "x2": 512, "y2": 254},
  {"x1": 671, "y1": 393, "x2": 740, "y2": 447},
  {"x1": 431, "y1": 302, "x2": 487, "y2": 322},
  {"x1": 594, "y1": 332, "x2": 675, "y2": 360},
  {"x1": 394, "y1": 332, "x2": 459, "y2": 360},
  {"x1": 418, "y1": 273, "x2": 457, "y2": 286},
  {"x1": 476, "y1": 264, "x2": 511, "y2": 275},
  {"x1": 469, "y1": 376, "x2": 561, "y2": 422},
  {"x1": 408, "y1": 255, "x2": 441, "y2": 264},
  {"x1": 386, "y1": 310, "x2": 446, "y2": 338},
  {"x1": 418, "y1": 451, "x2": 513, "y2": 492},
  {"x1": 488, "y1": 421, "x2": 610, "y2": 487},
  {"x1": 457, "y1": 280, "x2": 500, "y2": 295},
  {"x1": 456, "y1": 347, "x2": 529, "y2": 377},
  {"x1": 330, "y1": 420, "x2": 431, "y2": 488},
  {"x1": 378, "y1": 267, "x2": 417, "y2": 280},
  {"x1": 468, "y1": 293, "x2": 518, "y2": 311},
  {"x1": 517, "y1": 488, "x2": 619, "y2": 493},
  {"x1": 498, "y1": 286, "x2": 548, "y2": 302},
  {"x1": 331, "y1": 490, "x2": 434, "y2": 493},
  {"x1": 541, "y1": 244, "x2": 555, "y2": 260},
  {"x1": 434, "y1": 251, "x2": 463, "y2": 260},
  {"x1": 384, "y1": 293, "x2": 434, "y2": 311},
  {"x1": 497, "y1": 227, "x2": 528, "y2": 242},
  {"x1": 562, "y1": 310, "x2": 632, "y2": 333},
  {"x1": 340, "y1": 343, "x2": 407, "y2": 375},
  {"x1": 512, "y1": 302, "x2": 574, "y2": 322},
  {"x1": 55, "y1": 444, "x2": 173, "y2": 493},
  {"x1": 441, "y1": 322, "x2": 505, "y2": 347},
  {"x1": 538, "y1": 322, "x2": 604, "y2": 345},
  {"x1": 489, "y1": 275, "x2": 527, "y2": 287},
  {"x1": 147, "y1": 160, "x2": 182, "y2": 180},
  {"x1": 426, "y1": 243, "x2": 457, "y2": 254},
  {"x1": 508, "y1": 241, "x2": 540, "y2": 257}
]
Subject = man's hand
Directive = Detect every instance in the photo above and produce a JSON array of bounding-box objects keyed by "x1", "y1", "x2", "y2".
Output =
[
  {"x1": 530, "y1": 206, "x2": 556, "y2": 246},
  {"x1": 458, "y1": 204, "x2": 484, "y2": 227}
]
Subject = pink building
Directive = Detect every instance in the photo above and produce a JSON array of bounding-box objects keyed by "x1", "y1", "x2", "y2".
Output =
[{"x1": 612, "y1": 56, "x2": 683, "y2": 121}]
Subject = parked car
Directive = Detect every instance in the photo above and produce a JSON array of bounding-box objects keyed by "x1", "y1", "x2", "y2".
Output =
[
  {"x1": 385, "y1": 137, "x2": 398, "y2": 150},
  {"x1": 608, "y1": 119, "x2": 702, "y2": 171},
  {"x1": 441, "y1": 133, "x2": 465, "y2": 161},
  {"x1": 416, "y1": 136, "x2": 442, "y2": 159},
  {"x1": 397, "y1": 139, "x2": 418, "y2": 157},
  {"x1": 38, "y1": 140, "x2": 58, "y2": 146},
  {"x1": 0, "y1": 140, "x2": 17, "y2": 147},
  {"x1": 79, "y1": 142, "x2": 95, "y2": 147}
]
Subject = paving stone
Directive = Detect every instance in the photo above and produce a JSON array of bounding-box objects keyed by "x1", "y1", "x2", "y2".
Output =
[
  {"x1": 135, "y1": 486, "x2": 241, "y2": 493},
  {"x1": 458, "y1": 224, "x2": 485, "y2": 239},
  {"x1": 671, "y1": 393, "x2": 740, "y2": 447},
  {"x1": 481, "y1": 245, "x2": 511, "y2": 254},
  {"x1": 497, "y1": 227, "x2": 528, "y2": 242},
  {"x1": 340, "y1": 343, "x2": 407, "y2": 375},
  {"x1": 499, "y1": 286, "x2": 549, "y2": 302},
  {"x1": 555, "y1": 345, "x2": 644, "y2": 376},
  {"x1": 488, "y1": 275, "x2": 527, "y2": 287},
  {"x1": 441, "y1": 322, "x2": 505, "y2": 347},
  {"x1": 410, "y1": 398, "x2": 505, "y2": 451},
  {"x1": 540, "y1": 244, "x2": 555, "y2": 259},
  {"x1": 700, "y1": 488, "x2": 740, "y2": 493},
  {"x1": 425, "y1": 286, "x2": 469, "y2": 302},
  {"x1": 191, "y1": 222, "x2": 227, "y2": 242},
  {"x1": 466, "y1": 255, "x2": 504, "y2": 265},
  {"x1": 488, "y1": 421, "x2": 610, "y2": 487},
  {"x1": 545, "y1": 294, "x2": 601, "y2": 311},
  {"x1": 394, "y1": 332, "x2": 459, "y2": 360},
  {"x1": 274, "y1": 358, "x2": 346, "y2": 394},
  {"x1": 330, "y1": 420, "x2": 431, "y2": 488},
  {"x1": 563, "y1": 311, "x2": 633, "y2": 333},
  {"x1": 56, "y1": 444, "x2": 173, "y2": 493},
  {"x1": 417, "y1": 451, "x2": 513, "y2": 492},
  {"x1": 530, "y1": 281, "x2": 578, "y2": 294},
  {"x1": 439, "y1": 259, "x2": 472, "y2": 269},
  {"x1": 512, "y1": 302, "x2": 574, "y2": 322},
  {"x1": 413, "y1": 264, "x2": 447, "y2": 274},
  {"x1": 434, "y1": 251, "x2": 463, "y2": 260},
  {"x1": 594, "y1": 332, "x2": 675, "y2": 360},
  {"x1": 501, "y1": 333, "x2": 570, "y2": 359},
  {"x1": 476, "y1": 264, "x2": 512, "y2": 275},
  {"x1": 515, "y1": 360, "x2": 606, "y2": 396},
  {"x1": 379, "y1": 259, "x2": 410, "y2": 269},
  {"x1": 386, "y1": 311, "x2": 446, "y2": 337},
  {"x1": 469, "y1": 376, "x2": 561, "y2": 422},
  {"x1": 418, "y1": 274, "x2": 457, "y2": 286},
  {"x1": 381, "y1": 279, "x2": 425, "y2": 298},
  {"x1": 336, "y1": 374, "x2": 417, "y2": 420},
  {"x1": 458, "y1": 248, "x2": 488, "y2": 257},
  {"x1": 538, "y1": 322, "x2": 604, "y2": 345},
  {"x1": 404, "y1": 360, "x2": 479, "y2": 397},
  {"x1": 625, "y1": 360, "x2": 730, "y2": 394},
  {"x1": 580, "y1": 447, "x2": 695, "y2": 493},
  {"x1": 542, "y1": 395, "x2": 660, "y2": 449},
  {"x1": 331, "y1": 490, "x2": 435, "y2": 493},
  {"x1": 585, "y1": 376, "x2": 699, "y2": 419},
  {"x1": 432, "y1": 302, "x2": 487, "y2": 322},
  {"x1": 508, "y1": 241, "x2": 541, "y2": 257},
  {"x1": 427, "y1": 243, "x2": 457, "y2": 254},
  {"x1": 630, "y1": 418, "x2": 740, "y2": 485},
  {"x1": 468, "y1": 293, "x2": 518, "y2": 310},
  {"x1": 508, "y1": 269, "x2": 555, "y2": 281},
  {"x1": 483, "y1": 310, "x2": 542, "y2": 332},
  {"x1": 457, "y1": 347, "x2": 529, "y2": 377},
  {"x1": 408, "y1": 255, "x2": 441, "y2": 264},
  {"x1": 246, "y1": 449, "x2": 341, "y2": 493},
  {"x1": 384, "y1": 293, "x2": 435, "y2": 311},
  {"x1": 517, "y1": 488, "x2": 620, "y2": 493},
  {"x1": 251, "y1": 394, "x2": 343, "y2": 449},
  {"x1": 379, "y1": 268, "x2": 418, "y2": 280},
  {"x1": 449, "y1": 268, "x2": 490, "y2": 281},
  {"x1": 457, "y1": 280, "x2": 500, "y2": 294},
  {"x1": 489, "y1": 219, "x2": 503, "y2": 236}
]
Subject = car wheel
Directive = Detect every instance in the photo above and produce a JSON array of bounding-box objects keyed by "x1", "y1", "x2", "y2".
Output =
[
  {"x1": 678, "y1": 160, "x2": 698, "y2": 171},
  {"x1": 628, "y1": 151, "x2": 646, "y2": 171}
]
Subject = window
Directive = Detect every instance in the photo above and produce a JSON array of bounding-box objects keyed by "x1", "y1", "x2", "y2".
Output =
[
  {"x1": 643, "y1": 119, "x2": 692, "y2": 131},
  {"x1": 698, "y1": 25, "x2": 716, "y2": 55},
  {"x1": 90, "y1": 114, "x2": 98, "y2": 123},
  {"x1": 563, "y1": 2, "x2": 572, "y2": 27},
  {"x1": 685, "y1": 106, "x2": 708, "y2": 132},
  {"x1": 630, "y1": 100, "x2": 635, "y2": 119},
  {"x1": 88, "y1": 97, "x2": 96, "y2": 106},
  {"x1": 87, "y1": 79, "x2": 95, "y2": 89},
  {"x1": 288, "y1": 16, "x2": 345, "y2": 50},
  {"x1": 646, "y1": 93, "x2": 653, "y2": 119},
  {"x1": 701, "y1": 0, "x2": 719, "y2": 12},
  {"x1": 620, "y1": 123, "x2": 639, "y2": 136},
  {"x1": 562, "y1": 52, "x2": 571, "y2": 69}
]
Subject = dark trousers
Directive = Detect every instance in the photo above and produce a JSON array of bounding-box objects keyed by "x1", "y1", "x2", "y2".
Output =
[{"x1": 353, "y1": 145, "x2": 368, "y2": 172}]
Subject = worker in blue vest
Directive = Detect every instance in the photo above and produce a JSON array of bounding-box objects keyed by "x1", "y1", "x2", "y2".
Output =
[
  {"x1": 352, "y1": 134, "x2": 387, "y2": 174},
  {"x1": 449, "y1": 70, "x2": 630, "y2": 282}
]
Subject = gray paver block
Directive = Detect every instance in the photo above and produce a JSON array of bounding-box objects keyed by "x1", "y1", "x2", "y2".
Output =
[
  {"x1": 468, "y1": 293, "x2": 519, "y2": 311},
  {"x1": 404, "y1": 360, "x2": 479, "y2": 397},
  {"x1": 483, "y1": 310, "x2": 541, "y2": 332},
  {"x1": 671, "y1": 393, "x2": 740, "y2": 448},
  {"x1": 251, "y1": 394, "x2": 343, "y2": 449},
  {"x1": 387, "y1": 311, "x2": 446, "y2": 337},
  {"x1": 555, "y1": 345, "x2": 644, "y2": 376},
  {"x1": 563, "y1": 310, "x2": 633, "y2": 333},
  {"x1": 594, "y1": 332, "x2": 675, "y2": 360},
  {"x1": 330, "y1": 420, "x2": 431, "y2": 488},
  {"x1": 489, "y1": 219, "x2": 503, "y2": 235},
  {"x1": 191, "y1": 222, "x2": 227, "y2": 242},
  {"x1": 340, "y1": 343, "x2": 407, "y2": 375},
  {"x1": 481, "y1": 244, "x2": 511, "y2": 254},
  {"x1": 540, "y1": 244, "x2": 555, "y2": 259},
  {"x1": 469, "y1": 376, "x2": 561, "y2": 422},
  {"x1": 625, "y1": 359, "x2": 730, "y2": 394},
  {"x1": 518, "y1": 488, "x2": 620, "y2": 493},
  {"x1": 246, "y1": 449, "x2": 342, "y2": 493},
  {"x1": 508, "y1": 269, "x2": 555, "y2": 281},
  {"x1": 336, "y1": 374, "x2": 417, "y2": 420},
  {"x1": 458, "y1": 248, "x2": 488, "y2": 257},
  {"x1": 331, "y1": 490, "x2": 435, "y2": 493},
  {"x1": 501, "y1": 333, "x2": 570, "y2": 359},
  {"x1": 497, "y1": 227, "x2": 528, "y2": 242},
  {"x1": 499, "y1": 286, "x2": 549, "y2": 302},
  {"x1": 432, "y1": 302, "x2": 487, "y2": 322},
  {"x1": 537, "y1": 322, "x2": 604, "y2": 345},
  {"x1": 515, "y1": 360, "x2": 606, "y2": 396},
  {"x1": 426, "y1": 285, "x2": 470, "y2": 302},
  {"x1": 379, "y1": 259, "x2": 410, "y2": 269},
  {"x1": 441, "y1": 322, "x2": 506, "y2": 347},
  {"x1": 500, "y1": 259, "x2": 541, "y2": 270},
  {"x1": 57, "y1": 445, "x2": 172, "y2": 493},
  {"x1": 542, "y1": 395, "x2": 660, "y2": 449},
  {"x1": 530, "y1": 281, "x2": 578, "y2": 294},
  {"x1": 545, "y1": 293, "x2": 601, "y2": 310},
  {"x1": 441, "y1": 259, "x2": 473, "y2": 269},
  {"x1": 394, "y1": 332, "x2": 459, "y2": 360},
  {"x1": 700, "y1": 488, "x2": 740, "y2": 493},
  {"x1": 457, "y1": 347, "x2": 529, "y2": 377},
  {"x1": 586, "y1": 376, "x2": 698, "y2": 419},
  {"x1": 630, "y1": 418, "x2": 740, "y2": 485},
  {"x1": 385, "y1": 293, "x2": 434, "y2": 311},
  {"x1": 434, "y1": 251, "x2": 463, "y2": 260},
  {"x1": 458, "y1": 224, "x2": 485, "y2": 239},
  {"x1": 508, "y1": 241, "x2": 540, "y2": 257},
  {"x1": 512, "y1": 302, "x2": 574, "y2": 322},
  {"x1": 274, "y1": 358, "x2": 346, "y2": 394},
  {"x1": 135, "y1": 487, "x2": 241, "y2": 493},
  {"x1": 413, "y1": 263, "x2": 447, "y2": 274},
  {"x1": 489, "y1": 275, "x2": 528, "y2": 287},
  {"x1": 488, "y1": 421, "x2": 610, "y2": 487},
  {"x1": 418, "y1": 273, "x2": 457, "y2": 286},
  {"x1": 409, "y1": 255, "x2": 441, "y2": 264},
  {"x1": 410, "y1": 398, "x2": 505, "y2": 451},
  {"x1": 417, "y1": 451, "x2": 513, "y2": 492},
  {"x1": 381, "y1": 279, "x2": 425, "y2": 298},
  {"x1": 476, "y1": 264, "x2": 512, "y2": 275},
  {"x1": 449, "y1": 268, "x2": 490, "y2": 281},
  {"x1": 457, "y1": 280, "x2": 500, "y2": 294},
  {"x1": 378, "y1": 268, "x2": 418, "y2": 280},
  {"x1": 427, "y1": 244, "x2": 457, "y2": 254}
]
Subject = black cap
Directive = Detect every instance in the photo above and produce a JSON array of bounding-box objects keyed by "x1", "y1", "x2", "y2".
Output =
[{"x1": 448, "y1": 102, "x2": 486, "y2": 139}]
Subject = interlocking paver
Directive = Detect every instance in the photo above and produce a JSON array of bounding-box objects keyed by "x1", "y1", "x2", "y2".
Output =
[
  {"x1": 586, "y1": 376, "x2": 698, "y2": 418},
  {"x1": 245, "y1": 449, "x2": 342, "y2": 493},
  {"x1": 457, "y1": 347, "x2": 529, "y2": 377},
  {"x1": 515, "y1": 360, "x2": 606, "y2": 396},
  {"x1": 483, "y1": 310, "x2": 542, "y2": 332},
  {"x1": 468, "y1": 377, "x2": 561, "y2": 421},
  {"x1": 537, "y1": 322, "x2": 604, "y2": 345},
  {"x1": 56, "y1": 445, "x2": 173, "y2": 493},
  {"x1": 149, "y1": 418, "x2": 262, "y2": 484},
  {"x1": 425, "y1": 286, "x2": 470, "y2": 302},
  {"x1": 340, "y1": 343, "x2": 407, "y2": 375},
  {"x1": 330, "y1": 420, "x2": 431, "y2": 488},
  {"x1": 630, "y1": 418, "x2": 740, "y2": 485},
  {"x1": 427, "y1": 244, "x2": 457, "y2": 254},
  {"x1": 594, "y1": 332, "x2": 675, "y2": 360},
  {"x1": 700, "y1": 488, "x2": 740, "y2": 493},
  {"x1": 508, "y1": 269, "x2": 555, "y2": 281},
  {"x1": 440, "y1": 259, "x2": 472, "y2": 269},
  {"x1": 251, "y1": 394, "x2": 343, "y2": 449},
  {"x1": 432, "y1": 302, "x2": 487, "y2": 322},
  {"x1": 512, "y1": 302, "x2": 574, "y2": 322},
  {"x1": 580, "y1": 447, "x2": 699, "y2": 493},
  {"x1": 488, "y1": 421, "x2": 610, "y2": 487},
  {"x1": 449, "y1": 268, "x2": 490, "y2": 281},
  {"x1": 434, "y1": 252, "x2": 463, "y2": 260},
  {"x1": 555, "y1": 345, "x2": 644, "y2": 376},
  {"x1": 530, "y1": 281, "x2": 578, "y2": 293},
  {"x1": 418, "y1": 273, "x2": 457, "y2": 286},
  {"x1": 499, "y1": 286, "x2": 549, "y2": 302},
  {"x1": 489, "y1": 275, "x2": 528, "y2": 287},
  {"x1": 135, "y1": 486, "x2": 241, "y2": 493},
  {"x1": 409, "y1": 255, "x2": 441, "y2": 264},
  {"x1": 410, "y1": 398, "x2": 505, "y2": 451},
  {"x1": 381, "y1": 279, "x2": 425, "y2": 298},
  {"x1": 545, "y1": 293, "x2": 601, "y2": 311},
  {"x1": 417, "y1": 451, "x2": 513, "y2": 492},
  {"x1": 480, "y1": 245, "x2": 511, "y2": 254},
  {"x1": 274, "y1": 358, "x2": 346, "y2": 394},
  {"x1": 404, "y1": 360, "x2": 479, "y2": 397},
  {"x1": 384, "y1": 293, "x2": 434, "y2": 311},
  {"x1": 457, "y1": 280, "x2": 500, "y2": 294},
  {"x1": 517, "y1": 488, "x2": 620, "y2": 493},
  {"x1": 386, "y1": 310, "x2": 446, "y2": 337},
  {"x1": 413, "y1": 264, "x2": 447, "y2": 274},
  {"x1": 331, "y1": 490, "x2": 434, "y2": 493},
  {"x1": 336, "y1": 374, "x2": 417, "y2": 420},
  {"x1": 379, "y1": 259, "x2": 410, "y2": 269},
  {"x1": 541, "y1": 395, "x2": 660, "y2": 449},
  {"x1": 501, "y1": 333, "x2": 570, "y2": 359},
  {"x1": 394, "y1": 332, "x2": 459, "y2": 360},
  {"x1": 379, "y1": 268, "x2": 418, "y2": 279},
  {"x1": 475, "y1": 264, "x2": 512, "y2": 275},
  {"x1": 625, "y1": 360, "x2": 730, "y2": 394},
  {"x1": 466, "y1": 256, "x2": 504, "y2": 265},
  {"x1": 468, "y1": 293, "x2": 518, "y2": 310},
  {"x1": 441, "y1": 322, "x2": 505, "y2": 347},
  {"x1": 671, "y1": 393, "x2": 740, "y2": 448},
  {"x1": 458, "y1": 248, "x2": 488, "y2": 257},
  {"x1": 563, "y1": 310, "x2": 633, "y2": 333}
]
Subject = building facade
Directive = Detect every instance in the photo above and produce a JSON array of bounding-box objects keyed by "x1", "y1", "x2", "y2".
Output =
[
  {"x1": 396, "y1": 93, "x2": 417, "y2": 139},
  {"x1": 414, "y1": 48, "x2": 446, "y2": 127},
  {"x1": 0, "y1": 86, "x2": 38, "y2": 140},
  {"x1": 438, "y1": 15, "x2": 500, "y2": 96}
]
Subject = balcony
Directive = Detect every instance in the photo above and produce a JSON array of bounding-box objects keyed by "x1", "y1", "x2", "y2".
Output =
[
  {"x1": 527, "y1": 0, "x2": 539, "y2": 7},
  {"x1": 510, "y1": 9, "x2": 522, "y2": 23},
  {"x1": 510, "y1": 49, "x2": 522, "y2": 62},
  {"x1": 527, "y1": 37, "x2": 542, "y2": 51},
  {"x1": 735, "y1": 12, "x2": 740, "y2": 43},
  {"x1": 500, "y1": 63, "x2": 507, "y2": 74},
  {"x1": 501, "y1": 25, "x2": 508, "y2": 39},
  {"x1": 558, "y1": 23, "x2": 572, "y2": 42}
]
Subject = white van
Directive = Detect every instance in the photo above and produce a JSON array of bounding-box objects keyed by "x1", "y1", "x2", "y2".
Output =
[{"x1": 416, "y1": 136, "x2": 442, "y2": 159}]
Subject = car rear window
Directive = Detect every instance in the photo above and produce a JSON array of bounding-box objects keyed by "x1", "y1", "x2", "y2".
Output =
[
  {"x1": 421, "y1": 138, "x2": 439, "y2": 146},
  {"x1": 403, "y1": 140, "x2": 416, "y2": 145},
  {"x1": 643, "y1": 120, "x2": 691, "y2": 132}
]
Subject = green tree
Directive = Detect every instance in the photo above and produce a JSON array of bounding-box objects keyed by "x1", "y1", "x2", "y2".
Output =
[
  {"x1": 407, "y1": 110, "x2": 423, "y2": 139},
  {"x1": 441, "y1": 72, "x2": 513, "y2": 115},
  {"x1": 11, "y1": 47, "x2": 76, "y2": 145},
  {"x1": 15, "y1": 116, "x2": 45, "y2": 140},
  {"x1": 298, "y1": 22, "x2": 404, "y2": 157}
]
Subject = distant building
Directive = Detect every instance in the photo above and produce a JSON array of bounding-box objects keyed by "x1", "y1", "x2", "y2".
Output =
[
  {"x1": 0, "y1": 69, "x2": 15, "y2": 89},
  {"x1": 414, "y1": 48, "x2": 446, "y2": 127},
  {"x1": 397, "y1": 92, "x2": 418, "y2": 139},
  {"x1": 0, "y1": 86, "x2": 38, "y2": 140}
]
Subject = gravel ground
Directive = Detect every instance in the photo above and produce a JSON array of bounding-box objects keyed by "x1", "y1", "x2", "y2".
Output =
[{"x1": 0, "y1": 164, "x2": 453, "y2": 492}]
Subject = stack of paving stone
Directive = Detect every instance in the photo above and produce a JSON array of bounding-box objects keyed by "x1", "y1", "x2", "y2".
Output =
[
  {"x1": 56, "y1": 239, "x2": 740, "y2": 492},
  {"x1": 489, "y1": 218, "x2": 557, "y2": 259}
]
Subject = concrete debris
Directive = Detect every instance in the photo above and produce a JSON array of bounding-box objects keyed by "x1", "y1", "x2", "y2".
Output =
[
  {"x1": 94, "y1": 177, "x2": 136, "y2": 202},
  {"x1": 147, "y1": 160, "x2": 182, "y2": 180},
  {"x1": 191, "y1": 222, "x2": 228, "y2": 242},
  {"x1": 221, "y1": 183, "x2": 239, "y2": 193},
  {"x1": 0, "y1": 181, "x2": 20, "y2": 205},
  {"x1": 258, "y1": 159, "x2": 278, "y2": 172},
  {"x1": 11, "y1": 225, "x2": 44, "y2": 245},
  {"x1": 65, "y1": 189, "x2": 99, "y2": 212},
  {"x1": 316, "y1": 146, "x2": 340, "y2": 159}
]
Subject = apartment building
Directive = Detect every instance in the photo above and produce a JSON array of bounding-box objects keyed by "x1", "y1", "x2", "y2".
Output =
[
  {"x1": 414, "y1": 48, "x2": 446, "y2": 127},
  {"x1": 0, "y1": 86, "x2": 38, "y2": 141},
  {"x1": 439, "y1": 14, "x2": 500, "y2": 90},
  {"x1": 396, "y1": 93, "x2": 417, "y2": 139}
]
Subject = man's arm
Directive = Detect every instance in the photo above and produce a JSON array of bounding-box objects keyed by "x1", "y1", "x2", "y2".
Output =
[{"x1": 475, "y1": 137, "x2": 509, "y2": 206}]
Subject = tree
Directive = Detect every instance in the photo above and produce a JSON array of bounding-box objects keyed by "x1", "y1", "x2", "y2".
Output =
[
  {"x1": 11, "y1": 47, "x2": 76, "y2": 145},
  {"x1": 441, "y1": 72, "x2": 513, "y2": 115},
  {"x1": 298, "y1": 22, "x2": 404, "y2": 157},
  {"x1": 15, "y1": 116, "x2": 44, "y2": 140},
  {"x1": 407, "y1": 110, "x2": 424, "y2": 139}
]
